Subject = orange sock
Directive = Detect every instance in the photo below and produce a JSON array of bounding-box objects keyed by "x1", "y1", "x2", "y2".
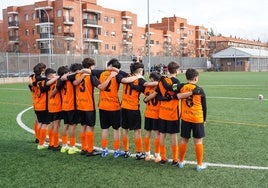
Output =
[
  {"x1": 39, "y1": 128, "x2": 47, "y2": 145},
  {"x1": 154, "y1": 138, "x2": 160, "y2": 154},
  {"x1": 49, "y1": 131, "x2": 54, "y2": 147},
  {"x1": 69, "y1": 137, "x2": 76, "y2": 147},
  {"x1": 34, "y1": 121, "x2": 38, "y2": 139},
  {"x1": 195, "y1": 143, "x2": 204, "y2": 166},
  {"x1": 144, "y1": 137, "x2": 150, "y2": 153},
  {"x1": 101, "y1": 138, "x2": 108, "y2": 149},
  {"x1": 36, "y1": 126, "x2": 41, "y2": 141},
  {"x1": 53, "y1": 132, "x2": 59, "y2": 147},
  {"x1": 160, "y1": 145, "x2": 166, "y2": 161},
  {"x1": 113, "y1": 140, "x2": 120, "y2": 151},
  {"x1": 48, "y1": 128, "x2": 53, "y2": 142},
  {"x1": 134, "y1": 137, "x2": 143, "y2": 153},
  {"x1": 171, "y1": 144, "x2": 178, "y2": 162},
  {"x1": 61, "y1": 135, "x2": 68, "y2": 145},
  {"x1": 80, "y1": 133, "x2": 86, "y2": 151},
  {"x1": 86, "y1": 132, "x2": 94, "y2": 152},
  {"x1": 122, "y1": 136, "x2": 129, "y2": 152},
  {"x1": 179, "y1": 143, "x2": 188, "y2": 162}
]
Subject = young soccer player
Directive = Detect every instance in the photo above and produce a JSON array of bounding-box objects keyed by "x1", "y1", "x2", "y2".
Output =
[
  {"x1": 121, "y1": 62, "x2": 158, "y2": 160},
  {"x1": 74, "y1": 57, "x2": 118, "y2": 157},
  {"x1": 144, "y1": 61, "x2": 192, "y2": 165},
  {"x1": 95, "y1": 58, "x2": 142, "y2": 158},
  {"x1": 57, "y1": 63, "x2": 83, "y2": 154},
  {"x1": 177, "y1": 68, "x2": 207, "y2": 171},
  {"x1": 143, "y1": 71, "x2": 161, "y2": 162},
  {"x1": 28, "y1": 63, "x2": 46, "y2": 143}
]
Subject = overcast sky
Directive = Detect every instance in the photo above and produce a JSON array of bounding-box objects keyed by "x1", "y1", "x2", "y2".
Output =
[{"x1": 1, "y1": 0, "x2": 267, "y2": 42}]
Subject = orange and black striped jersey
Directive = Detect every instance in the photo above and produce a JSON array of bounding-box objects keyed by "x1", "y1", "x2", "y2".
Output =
[
  {"x1": 57, "y1": 75, "x2": 76, "y2": 111},
  {"x1": 75, "y1": 73, "x2": 99, "y2": 111},
  {"x1": 121, "y1": 78, "x2": 146, "y2": 110},
  {"x1": 34, "y1": 78, "x2": 48, "y2": 111},
  {"x1": 156, "y1": 76, "x2": 180, "y2": 121},
  {"x1": 98, "y1": 70, "x2": 121, "y2": 111},
  {"x1": 48, "y1": 79, "x2": 61, "y2": 113},
  {"x1": 179, "y1": 83, "x2": 207, "y2": 123},
  {"x1": 144, "y1": 86, "x2": 160, "y2": 119}
]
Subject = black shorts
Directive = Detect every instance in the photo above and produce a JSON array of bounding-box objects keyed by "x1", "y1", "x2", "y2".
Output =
[
  {"x1": 121, "y1": 108, "x2": 141, "y2": 130},
  {"x1": 62, "y1": 110, "x2": 80, "y2": 125},
  {"x1": 35, "y1": 110, "x2": 50, "y2": 124},
  {"x1": 99, "y1": 109, "x2": 121, "y2": 129},
  {"x1": 49, "y1": 112, "x2": 62, "y2": 122},
  {"x1": 158, "y1": 118, "x2": 180, "y2": 134},
  {"x1": 144, "y1": 117, "x2": 159, "y2": 131},
  {"x1": 180, "y1": 119, "x2": 205, "y2": 139},
  {"x1": 78, "y1": 110, "x2": 96, "y2": 126}
]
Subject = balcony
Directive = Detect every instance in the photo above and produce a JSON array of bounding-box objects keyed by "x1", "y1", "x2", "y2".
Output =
[
  {"x1": 9, "y1": 36, "x2": 19, "y2": 43},
  {"x1": 63, "y1": 16, "x2": 74, "y2": 25},
  {"x1": 64, "y1": 32, "x2": 75, "y2": 40},
  {"x1": 122, "y1": 24, "x2": 132, "y2": 32},
  {"x1": 84, "y1": 34, "x2": 103, "y2": 43},
  {"x1": 123, "y1": 38, "x2": 132, "y2": 45},
  {"x1": 8, "y1": 21, "x2": 19, "y2": 29},
  {"x1": 180, "y1": 33, "x2": 187, "y2": 39},
  {"x1": 83, "y1": 19, "x2": 102, "y2": 28}
]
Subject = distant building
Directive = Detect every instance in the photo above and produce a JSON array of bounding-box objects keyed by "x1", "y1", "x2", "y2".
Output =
[{"x1": 0, "y1": 0, "x2": 267, "y2": 58}]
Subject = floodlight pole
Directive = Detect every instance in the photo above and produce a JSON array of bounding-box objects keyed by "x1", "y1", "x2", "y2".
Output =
[{"x1": 147, "y1": 0, "x2": 151, "y2": 73}]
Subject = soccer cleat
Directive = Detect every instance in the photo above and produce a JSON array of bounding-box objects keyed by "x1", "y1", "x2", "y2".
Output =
[
  {"x1": 123, "y1": 151, "x2": 131, "y2": 158},
  {"x1": 60, "y1": 145, "x2": 69, "y2": 153},
  {"x1": 37, "y1": 144, "x2": 48, "y2": 150},
  {"x1": 47, "y1": 145, "x2": 54, "y2": 150},
  {"x1": 171, "y1": 160, "x2": 178, "y2": 166},
  {"x1": 80, "y1": 150, "x2": 88, "y2": 155},
  {"x1": 35, "y1": 138, "x2": 39, "y2": 144},
  {"x1": 52, "y1": 145, "x2": 61, "y2": 151},
  {"x1": 113, "y1": 150, "x2": 125, "y2": 158},
  {"x1": 135, "y1": 152, "x2": 145, "y2": 160},
  {"x1": 67, "y1": 146, "x2": 80, "y2": 155},
  {"x1": 86, "y1": 149, "x2": 102, "y2": 157},
  {"x1": 145, "y1": 155, "x2": 151, "y2": 161},
  {"x1": 160, "y1": 159, "x2": 167, "y2": 165},
  {"x1": 101, "y1": 149, "x2": 109, "y2": 157},
  {"x1": 154, "y1": 155, "x2": 161, "y2": 163},
  {"x1": 178, "y1": 161, "x2": 185, "y2": 168},
  {"x1": 196, "y1": 164, "x2": 207, "y2": 171}
]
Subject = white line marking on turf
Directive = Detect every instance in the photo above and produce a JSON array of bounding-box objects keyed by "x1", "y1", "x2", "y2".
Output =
[
  {"x1": 207, "y1": 96, "x2": 268, "y2": 101},
  {"x1": 16, "y1": 107, "x2": 268, "y2": 170}
]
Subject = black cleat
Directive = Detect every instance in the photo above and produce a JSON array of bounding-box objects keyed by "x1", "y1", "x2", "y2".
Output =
[
  {"x1": 52, "y1": 145, "x2": 62, "y2": 151},
  {"x1": 86, "y1": 149, "x2": 102, "y2": 157},
  {"x1": 135, "y1": 152, "x2": 145, "y2": 160},
  {"x1": 123, "y1": 151, "x2": 131, "y2": 158}
]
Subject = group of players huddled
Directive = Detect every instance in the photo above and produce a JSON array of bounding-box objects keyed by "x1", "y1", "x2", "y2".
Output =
[{"x1": 28, "y1": 57, "x2": 207, "y2": 171}]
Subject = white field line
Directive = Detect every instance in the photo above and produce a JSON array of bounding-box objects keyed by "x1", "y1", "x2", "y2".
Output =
[{"x1": 16, "y1": 106, "x2": 268, "y2": 170}]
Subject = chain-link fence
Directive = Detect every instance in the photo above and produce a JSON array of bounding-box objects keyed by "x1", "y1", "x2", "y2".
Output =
[{"x1": 0, "y1": 52, "x2": 209, "y2": 78}]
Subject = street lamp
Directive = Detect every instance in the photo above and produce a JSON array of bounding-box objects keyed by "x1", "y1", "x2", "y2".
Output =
[
  {"x1": 35, "y1": 6, "x2": 52, "y2": 68},
  {"x1": 158, "y1": 10, "x2": 170, "y2": 56}
]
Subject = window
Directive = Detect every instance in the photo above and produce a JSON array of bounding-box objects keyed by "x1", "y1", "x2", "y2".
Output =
[
  {"x1": 103, "y1": 16, "x2": 108, "y2": 22},
  {"x1": 57, "y1": 26, "x2": 62, "y2": 33},
  {"x1": 32, "y1": 13, "x2": 36, "y2": 20},
  {"x1": 32, "y1": 28, "x2": 36, "y2": 35},
  {"x1": 25, "y1": 14, "x2": 29, "y2": 21},
  {"x1": 111, "y1": 31, "x2": 116, "y2": 37},
  {"x1": 112, "y1": 45, "x2": 116, "y2": 51},
  {"x1": 111, "y1": 17, "x2": 115, "y2": 24},
  {"x1": 25, "y1": 29, "x2": 29, "y2": 36},
  {"x1": 104, "y1": 30, "x2": 109, "y2": 36},
  {"x1": 105, "y1": 44, "x2": 109, "y2": 50},
  {"x1": 57, "y1": 10, "x2": 62, "y2": 17}
]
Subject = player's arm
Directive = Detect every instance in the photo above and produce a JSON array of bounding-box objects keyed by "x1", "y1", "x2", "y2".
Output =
[
  {"x1": 73, "y1": 73, "x2": 89, "y2": 86},
  {"x1": 97, "y1": 71, "x2": 118, "y2": 90},
  {"x1": 143, "y1": 91, "x2": 157, "y2": 103},
  {"x1": 46, "y1": 75, "x2": 59, "y2": 86}
]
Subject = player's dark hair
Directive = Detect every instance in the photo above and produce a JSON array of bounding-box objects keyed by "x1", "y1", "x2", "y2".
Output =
[
  {"x1": 82, "y1": 57, "x2": 95, "y2": 68},
  {"x1": 69, "y1": 63, "x2": 83, "y2": 72},
  {"x1": 57, "y1": 66, "x2": 69, "y2": 76},
  {"x1": 45, "y1": 68, "x2": 56, "y2": 77},
  {"x1": 185, "y1": 68, "x2": 199, "y2": 80},
  {"x1": 149, "y1": 71, "x2": 161, "y2": 81},
  {"x1": 107, "y1": 58, "x2": 121, "y2": 69},
  {"x1": 130, "y1": 62, "x2": 144, "y2": 73},
  {"x1": 168, "y1": 61, "x2": 180, "y2": 74}
]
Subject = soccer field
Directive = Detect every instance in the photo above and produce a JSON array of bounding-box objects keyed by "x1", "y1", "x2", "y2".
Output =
[{"x1": 0, "y1": 72, "x2": 267, "y2": 188}]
